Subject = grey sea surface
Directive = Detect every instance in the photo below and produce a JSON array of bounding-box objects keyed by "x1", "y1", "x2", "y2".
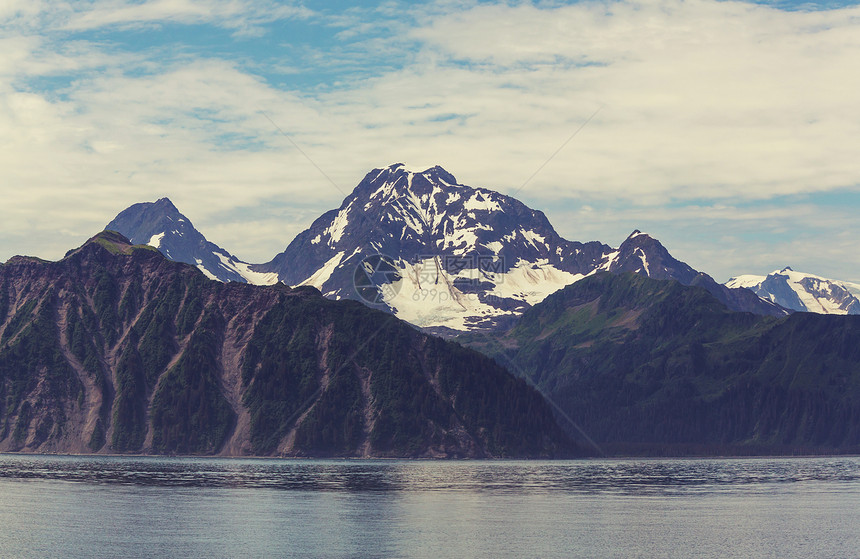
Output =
[{"x1": 1, "y1": 454, "x2": 859, "y2": 558}]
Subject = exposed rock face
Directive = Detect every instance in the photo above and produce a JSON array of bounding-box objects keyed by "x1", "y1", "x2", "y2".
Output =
[
  {"x1": 105, "y1": 198, "x2": 275, "y2": 285},
  {"x1": 252, "y1": 164, "x2": 787, "y2": 331},
  {"x1": 0, "y1": 232, "x2": 579, "y2": 458},
  {"x1": 727, "y1": 267, "x2": 860, "y2": 315},
  {"x1": 106, "y1": 165, "x2": 788, "y2": 334}
]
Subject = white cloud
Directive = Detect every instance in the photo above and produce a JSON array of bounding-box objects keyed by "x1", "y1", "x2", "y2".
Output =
[
  {"x1": 60, "y1": 0, "x2": 312, "y2": 34},
  {"x1": 1, "y1": 0, "x2": 859, "y2": 283},
  {"x1": 397, "y1": 0, "x2": 860, "y2": 198},
  {"x1": 540, "y1": 197, "x2": 860, "y2": 282}
]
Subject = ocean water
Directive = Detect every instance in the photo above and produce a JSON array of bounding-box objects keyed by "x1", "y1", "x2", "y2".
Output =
[{"x1": 1, "y1": 455, "x2": 859, "y2": 558}]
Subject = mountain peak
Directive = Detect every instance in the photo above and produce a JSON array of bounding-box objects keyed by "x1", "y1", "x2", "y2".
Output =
[
  {"x1": 105, "y1": 199, "x2": 273, "y2": 285},
  {"x1": 259, "y1": 163, "x2": 609, "y2": 330},
  {"x1": 624, "y1": 229, "x2": 656, "y2": 242},
  {"x1": 619, "y1": 230, "x2": 659, "y2": 249},
  {"x1": 92, "y1": 230, "x2": 132, "y2": 245},
  {"x1": 731, "y1": 267, "x2": 860, "y2": 315},
  {"x1": 152, "y1": 197, "x2": 180, "y2": 212},
  {"x1": 365, "y1": 163, "x2": 458, "y2": 189},
  {"x1": 417, "y1": 164, "x2": 458, "y2": 185},
  {"x1": 68, "y1": 230, "x2": 157, "y2": 258}
]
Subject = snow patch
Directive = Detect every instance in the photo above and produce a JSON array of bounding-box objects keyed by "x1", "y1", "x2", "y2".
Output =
[
  {"x1": 599, "y1": 250, "x2": 620, "y2": 271},
  {"x1": 214, "y1": 252, "x2": 279, "y2": 285},
  {"x1": 463, "y1": 191, "x2": 502, "y2": 213},
  {"x1": 196, "y1": 265, "x2": 219, "y2": 281},
  {"x1": 635, "y1": 248, "x2": 650, "y2": 276},
  {"x1": 324, "y1": 203, "x2": 352, "y2": 244},
  {"x1": 520, "y1": 229, "x2": 547, "y2": 250},
  {"x1": 147, "y1": 232, "x2": 166, "y2": 249},
  {"x1": 489, "y1": 259, "x2": 583, "y2": 306},
  {"x1": 484, "y1": 241, "x2": 503, "y2": 254},
  {"x1": 299, "y1": 251, "x2": 346, "y2": 289},
  {"x1": 380, "y1": 256, "x2": 584, "y2": 331},
  {"x1": 725, "y1": 275, "x2": 766, "y2": 289}
]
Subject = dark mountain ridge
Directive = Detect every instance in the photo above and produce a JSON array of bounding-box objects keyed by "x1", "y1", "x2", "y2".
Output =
[
  {"x1": 463, "y1": 272, "x2": 860, "y2": 456},
  {"x1": 0, "y1": 231, "x2": 579, "y2": 458}
]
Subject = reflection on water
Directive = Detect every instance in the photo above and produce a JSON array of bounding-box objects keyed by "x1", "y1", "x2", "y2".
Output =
[
  {"x1": 1, "y1": 455, "x2": 860, "y2": 558},
  {"x1": 1, "y1": 455, "x2": 860, "y2": 494}
]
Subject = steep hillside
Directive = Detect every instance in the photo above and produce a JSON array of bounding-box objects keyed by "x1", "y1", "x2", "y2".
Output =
[
  {"x1": 0, "y1": 232, "x2": 578, "y2": 458},
  {"x1": 464, "y1": 272, "x2": 860, "y2": 455}
]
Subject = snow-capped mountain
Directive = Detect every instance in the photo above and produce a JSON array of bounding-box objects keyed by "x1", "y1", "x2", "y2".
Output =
[
  {"x1": 106, "y1": 164, "x2": 789, "y2": 332},
  {"x1": 726, "y1": 267, "x2": 860, "y2": 315},
  {"x1": 254, "y1": 163, "x2": 787, "y2": 330},
  {"x1": 105, "y1": 198, "x2": 277, "y2": 285},
  {"x1": 599, "y1": 230, "x2": 787, "y2": 317},
  {"x1": 252, "y1": 163, "x2": 611, "y2": 331}
]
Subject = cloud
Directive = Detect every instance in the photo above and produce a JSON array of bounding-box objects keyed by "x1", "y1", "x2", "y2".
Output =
[
  {"x1": 398, "y1": 0, "x2": 860, "y2": 197},
  {"x1": 540, "y1": 195, "x2": 860, "y2": 282},
  {"x1": 1, "y1": 0, "x2": 858, "y2": 283},
  {"x1": 59, "y1": 0, "x2": 312, "y2": 34}
]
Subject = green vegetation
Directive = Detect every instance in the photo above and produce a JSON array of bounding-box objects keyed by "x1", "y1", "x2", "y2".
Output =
[
  {"x1": 1, "y1": 299, "x2": 38, "y2": 343},
  {"x1": 88, "y1": 230, "x2": 159, "y2": 256},
  {"x1": 175, "y1": 275, "x2": 205, "y2": 336},
  {"x1": 66, "y1": 302, "x2": 104, "y2": 380},
  {"x1": 111, "y1": 340, "x2": 147, "y2": 452},
  {"x1": 118, "y1": 277, "x2": 143, "y2": 325},
  {"x1": 91, "y1": 231, "x2": 132, "y2": 255},
  {"x1": 243, "y1": 296, "x2": 576, "y2": 457},
  {"x1": 88, "y1": 418, "x2": 106, "y2": 452},
  {"x1": 0, "y1": 291, "x2": 80, "y2": 449},
  {"x1": 241, "y1": 295, "x2": 327, "y2": 454},
  {"x1": 0, "y1": 281, "x2": 8, "y2": 325},
  {"x1": 92, "y1": 268, "x2": 121, "y2": 347},
  {"x1": 150, "y1": 309, "x2": 234, "y2": 454},
  {"x1": 1, "y1": 232, "x2": 576, "y2": 457},
  {"x1": 12, "y1": 401, "x2": 31, "y2": 444},
  {"x1": 473, "y1": 272, "x2": 860, "y2": 455}
]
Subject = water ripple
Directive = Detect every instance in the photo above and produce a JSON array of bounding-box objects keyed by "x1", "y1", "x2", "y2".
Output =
[{"x1": 2, "y1": 454, "x2": 859, "y2": 495}]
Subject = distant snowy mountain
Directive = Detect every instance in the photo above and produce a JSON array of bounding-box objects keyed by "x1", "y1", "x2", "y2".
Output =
[
  {"x1": 252, "y1": 163, "x2": 610, "y2": 331},
  {"x1": 598, "y1": 230, "x2": 787, "y2": 318},
  {"x1": 106, "y1": 165, "x2": 789, "y2": 332},
  {"x1": 253, "y1": 164, "x2": 787, "y2": 331},
  {"x1": 726, "y1": 267, "x2": 860, "y2": 315},
  {"x1": 105, "y1": 198, "x2": 277, "y2": 285}
]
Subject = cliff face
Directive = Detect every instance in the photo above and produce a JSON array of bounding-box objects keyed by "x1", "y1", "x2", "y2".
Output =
[{"x1": 0, "y1": 232, "x2": 578, "y2": 458}]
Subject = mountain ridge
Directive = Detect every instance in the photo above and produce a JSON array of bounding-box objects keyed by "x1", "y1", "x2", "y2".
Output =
[
  {"x1": 105, "y1": 198, "x2": 278, "y2": 285},
  {"x1": 104, "y1": 163, "x2": 789, "y2": 332},
  {"x1": 461, "y1": 272, "x2": 860, "y2": 456},
  {"x1": 727, "y1": 267, "x2": 860, "y2": 315},
  {"x1": 0, "y1": 231, "x2": 579, "y2": 458}
]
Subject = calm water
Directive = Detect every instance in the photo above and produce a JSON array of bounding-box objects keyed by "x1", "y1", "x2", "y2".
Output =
[{"x1": 1, "y1": 455, "x2": 859, "y2": 558}]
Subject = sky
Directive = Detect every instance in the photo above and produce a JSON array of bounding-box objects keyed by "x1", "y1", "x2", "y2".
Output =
[{"x1": 2, "y1": 0, "x2": 859, "y2": 283}]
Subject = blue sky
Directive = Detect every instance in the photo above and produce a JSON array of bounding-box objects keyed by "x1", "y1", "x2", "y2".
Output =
[{"x1": 2, "y1": 0, "x2": 859, "y2": 282}]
